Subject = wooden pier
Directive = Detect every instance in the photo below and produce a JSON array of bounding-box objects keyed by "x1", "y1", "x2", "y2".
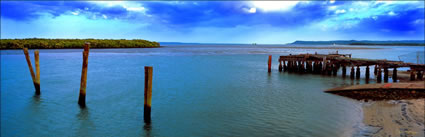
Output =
[{"x1": 278, "y1": 53, "x2": 425, "y2": 82}]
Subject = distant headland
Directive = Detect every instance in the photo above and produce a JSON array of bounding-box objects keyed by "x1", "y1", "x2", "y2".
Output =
[{"x1": 291, "y1": 40, "x2": 425, "y2": 46}]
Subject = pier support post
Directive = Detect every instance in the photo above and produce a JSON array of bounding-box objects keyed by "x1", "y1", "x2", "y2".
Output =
[
  {"x1": 374, "y1": 65, "x2": 377, "y2": 75},
  {"x1": 318, "y1": 62, "x2": 323, "y2": 74},
  {"x1": 278, "y1": 61, "x2": 282, "y2": 72},
  {"x1": 350, "y1": 66, "x2": 355, "y2": 79},
  {"x1": 365, "y1": 66, "x2": 370, "y2": 83},
  {"x1": 34, "y1": 50, "x2": 40, "y2": 95},
  {"x1": 410, "y1": 70, "x2": 416, "y2": 81},
  {"x1": 283, "y1": 61, "x2": 287, "y2": 72},
  {"x1": 377, "y1": 68, "x2": 382, "y2": 83},
  {"x1": 332, "y1": 64, "x2": 338, "y2": 76},
  {"x1": 384, "y1": 67, "x2": 389, "y2": 83},
  {"x1": 356, "y1": 66, "x2": 360, "y2": 79},
  {"x1": 23, "y1": 48, "x2": 40, "y2": 95},
  {"x1": 144, "y1": 66, "x2": 153, "y2": 123},
  {"x1": 392, "y1": 68, "x2": 397, "y2": 82},
  {"x1": 326, "y1": 63, "x2": 332, "y2": 75},
  {"x1": 268, "y1": 55, "x2": 272, "y2": 73},
  {"x1": 417, "y1": 71, "x2": 423, "y2": 80},
  {"x1": 342, "y1": 65, "x2": 347, "y2": 78},
  {"x1": 78, "y1": 43, "x2": 90, "y2": 107}
]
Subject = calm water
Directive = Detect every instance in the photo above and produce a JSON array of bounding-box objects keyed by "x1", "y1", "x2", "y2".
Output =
[{"x1": 1, "y1": 44, "x2": 423, "y2": 137}]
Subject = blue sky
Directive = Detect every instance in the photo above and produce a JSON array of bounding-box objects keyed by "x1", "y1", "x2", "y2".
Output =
[{"x1": 1, "y1": 1, "x2": 424, "y2": 44}]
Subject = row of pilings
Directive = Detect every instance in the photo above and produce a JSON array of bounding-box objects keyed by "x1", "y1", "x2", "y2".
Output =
[{"x1": 275, "y1": 53, "x2": 424, "y2": 83}]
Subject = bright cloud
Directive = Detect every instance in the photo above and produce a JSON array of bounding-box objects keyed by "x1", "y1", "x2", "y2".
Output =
[{"x1": 250, "y1": 1, "x2": 299, "y2": 12}]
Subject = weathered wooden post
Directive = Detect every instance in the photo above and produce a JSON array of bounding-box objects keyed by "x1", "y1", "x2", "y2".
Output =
[
  {"x1": 283, "y1": 61, "x2": 287, "y2": 72},
  {"x1": 78, "y1": 43, "x2": 90, "y2": 107},
  {"x1": 350, "y1": 66, "x2": 355, "y2": 79},
  {"x1": 326, "y1": 63, "x2": 332, "y2": 75},
  {"x1": 417, "y1": 71, "x2": 423, "y2": 80},
  {"x1": 34, "y1": 50, "x2": 40, "y2": 95},
  {"x1": 392, "y1": 68, "x2": 397, "y2": 82},
  {"x1": 383, "y1": 67, "x2": 389, "y2": 83},
  {"x1": 374, "y1": 65, "x2": 377, "y2": 75},
  {"x1": 365, "y1": 66, "x2": 370, "y2": 83},
  {"x1": 410, "y1": 70, "x2": 416, "y2": 81},
  {"x1": 377, "y1": 68, "x2": 382, "y2": 83},
  {"x1": 332, "y1": 64, "x2": 338, "y2": 76},
  {"x1": 144, "y1": 66, "x2": 153, "y2": 123},
  {"x1": 342, "y1": 65, "x2": 347, "y2": 78},
  {"x1": 356, "y1": 66, "x2": 360, "y2": 79},
  {"x1": 23, "y1": 48, "x2": 40, "y2": 95},
  {"x1": 268, "y1": 55, "x2": 272, "y2": 73},
  {"x1": 278, "y1": 61, "x2": 282, "y2": 72}
]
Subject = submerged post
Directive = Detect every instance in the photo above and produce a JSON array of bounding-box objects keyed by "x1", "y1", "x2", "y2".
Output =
[
  {"x1": 392, "y1": 68, "x2": 397, "y2": 82},
  {"x1": 23, "y1": 48, "x2": 40, "y2": 95},
  {"x1": 34, "y1": 50, "x2": 40, "y2": 95},
  {"x1": 350, "y1": 66, "x2": 355, "y2": 79},
  {"x1": 374, "y1": 65, "x2": 377, "y2": 75},
  {"x1": 78, "y1": 43, "x2": 90, "y2": 107},
  {"x1": 268, "y1": 55, "x2": 272, "y2": 73},
  {"x1": 384, "y1": 67, "x2": 389, "y2": 83},
  {"x1": 144, "y1": 66, "x2": 153, "y2": 123},
  {"x1": 342, "y1": 65, "x2": 347, "y2": 78}
]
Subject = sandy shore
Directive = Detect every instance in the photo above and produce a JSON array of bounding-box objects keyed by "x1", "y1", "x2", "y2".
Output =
[{"x1": 361, "y1": 99, "x2": 424, "y2": 137}]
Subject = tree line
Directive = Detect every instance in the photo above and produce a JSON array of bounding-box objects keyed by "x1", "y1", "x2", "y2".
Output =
[{"x1": 0, "y1": 38, "x2": 160, "y2": 49}]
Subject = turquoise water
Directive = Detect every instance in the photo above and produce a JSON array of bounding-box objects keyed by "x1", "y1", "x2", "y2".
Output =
[{"x1": 1, "y1": 45, "x2": 423, "y2": 136}]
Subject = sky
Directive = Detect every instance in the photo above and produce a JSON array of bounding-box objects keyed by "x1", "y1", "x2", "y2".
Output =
[{"x1": 1, "y1": 1, "x2": 424, "y2": 44}]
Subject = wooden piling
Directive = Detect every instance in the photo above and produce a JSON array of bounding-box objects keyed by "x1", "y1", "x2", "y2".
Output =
[
  {"x1": 384, "y1": 67, "x2": 389, "y2": 83},
  {"x1": 268, "y1": 55, "x2": 272, "y2": 73},
  {"x1": 377, "y1": 68, "x2": 382, "y2": 83},
  {"x1": 278, "y1": 61, "x2": 282, "y2": 72},
  {"x1": 342, "y1": 65, "x2": 347, "y2": 78},
  {"x1": 410, "y1": 70, "x2": 415, "y2": 81},
  {"x1": 34, "y1": 50, "x2": 40, "y2": 95},
  {"x1": 356, "y1": 66, "x2": 360, "y2": 79},
  {"x1": 144, "y1": 66, "x2": 153, "y2": 123},
  {"x1": 78, "y1": 43, "x2": 90, "y2": 107},
  {"x1": 332, "y1": 64, "x2": 338, "y2": 76},
  {"x1": 417, "y1": 71, "x2": 423, "y2": 80},
  {"x1": 350, "y1": 66, "x2": 355, "y2": 79},
  {"x1": 283, "y1": 61, "x2": 287, "y2": 72},
  {"x1": 365, "y1": 66, "x2": 370, "y2": 83},
  {"x1": 392, "y1": 68, "x2": 397, "y2": 82},
  {"x1": 23, "y1": 48, "x2": 40, "y2": 95}
]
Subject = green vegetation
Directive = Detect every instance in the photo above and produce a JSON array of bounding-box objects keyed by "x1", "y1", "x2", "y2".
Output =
[{"x1": 0, "y1": 38, "x2": 160, "y2": 49}]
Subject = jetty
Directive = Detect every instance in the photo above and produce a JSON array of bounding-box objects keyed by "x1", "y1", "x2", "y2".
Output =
[{"x1": 277, "y1": 52, "x2": 425, "y2": 82}]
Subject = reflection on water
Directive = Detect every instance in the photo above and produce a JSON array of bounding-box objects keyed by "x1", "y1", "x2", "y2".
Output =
[{"x1": 1, "y1": 45, "x2": 423, "y2": 136}]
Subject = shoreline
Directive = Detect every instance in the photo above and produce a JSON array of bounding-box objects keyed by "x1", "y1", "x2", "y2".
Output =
[{"x1": 360, "y1": 99, "x2": 424, "y2": 137}]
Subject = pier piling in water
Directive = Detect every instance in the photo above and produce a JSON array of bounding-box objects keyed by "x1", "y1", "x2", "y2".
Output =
[
  {"x1": 278, "y1": 61, "x2": 282, "y2": 72},
  {"x1": 78, "y1": 43, "x2": 90, "y2": 107},
  {"x1": 34, "y1": 50, "x2": 40, "y2": 95},
  {"x1": 377, "y1": 68, "x2": 382, "y2": 83},
  {"x1": 356, "y1": 66, "x2": 360, "y2": 79},
  {"x1": 410, "y1": 70, "x2": 416, "y2": 81},
  {"x1": 393, "y1": 68, "x2": 397, "y2": 82},
  {"x1": 342, "y1": 65, "x2": 347, "y2": 78},
  {"x1": 417, "y1": 71, "x2": 423, "y2": 80},
  {"x1": 365, "y1": 66, "x2": 370, "y2": 83},
  {"x1": 350, "y1": 66, "x2": 355, "y2": 79},
  {"x1": 384, "y1": 67, "x2": 389, "y2": 83},
  {"x1": 23, "y1": 48, "x2": 40, "y2": 95},
  {"x1": 268, "y1": 55, "x2": 272, "y2": 73},
  {"x1": 144, "y1": 66, "x2": 153, "y2": 123}
]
